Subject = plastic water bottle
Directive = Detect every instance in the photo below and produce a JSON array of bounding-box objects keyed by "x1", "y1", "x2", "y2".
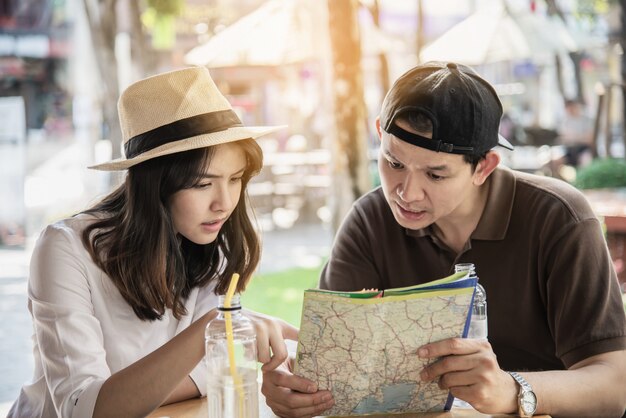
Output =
[
  {"x1": 205, "y1": 294, "x2": 259, "y2": 418},
  {"x1": 452, "y1": 263, "x2": 488, "y2": 410},
  {"x1": 454, "y1": 263, "x2": 488, "y2": 340}
]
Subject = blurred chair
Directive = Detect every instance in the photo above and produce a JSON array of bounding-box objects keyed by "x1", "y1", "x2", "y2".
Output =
[{"x1": 523, "y1": 127, "x2": 559, "y2": 146}]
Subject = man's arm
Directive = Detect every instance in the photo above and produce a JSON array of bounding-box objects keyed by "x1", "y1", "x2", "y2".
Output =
[
  {"x1": 529, "y1": 350, "x2": 626, "y2": 417},
  {"x1": 419, "y1": 338, "x2": 626, "y2": 417},
  {"x1": 319, "y1": 197, "x2": 384, "y2": 291}
]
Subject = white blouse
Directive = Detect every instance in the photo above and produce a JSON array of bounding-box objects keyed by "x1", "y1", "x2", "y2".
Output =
[{"x1": 8, "y1": 215, "x2": 217, "y2": 418}]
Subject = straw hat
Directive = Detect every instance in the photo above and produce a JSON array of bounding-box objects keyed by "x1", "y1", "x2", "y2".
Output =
[{"x1": 89, "y1": 66, "x2": 285, "y2": 171}]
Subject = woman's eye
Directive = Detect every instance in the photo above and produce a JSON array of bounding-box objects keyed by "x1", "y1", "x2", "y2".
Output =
[
  {"x1": 230, "y1": 176, "x2": 243, "y2": 183},
  {"x1": 194, "y1": 183, "x2": 211, "y2": 189}
]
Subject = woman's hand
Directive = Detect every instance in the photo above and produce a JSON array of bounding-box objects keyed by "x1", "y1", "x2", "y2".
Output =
[
  {"x1": 262, "y1": 356, "x2": 335, "y2": 418},
  {"x1": 244, "y1": 309, "x2": 299, "y2": 372}
]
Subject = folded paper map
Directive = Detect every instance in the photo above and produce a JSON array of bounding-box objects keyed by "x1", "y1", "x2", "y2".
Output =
[{"x1": 294, "y1": 271, "x2": 477, "y2": 416}]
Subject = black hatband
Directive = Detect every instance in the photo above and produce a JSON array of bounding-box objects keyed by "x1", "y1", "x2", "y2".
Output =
[
  {"x1": 385, "y1": 124, "x2": 474, "y2": 155},
  {"x1": 124, "y1": 109, "x2": 243, "y2": 159}
]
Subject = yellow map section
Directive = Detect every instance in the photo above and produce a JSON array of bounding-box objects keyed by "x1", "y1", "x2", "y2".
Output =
[{"x1": 295, "y1": 289, "x2": 473, "y2": 416}]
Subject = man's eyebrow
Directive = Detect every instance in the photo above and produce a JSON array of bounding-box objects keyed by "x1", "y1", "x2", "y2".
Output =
[
  {"x1": 382, "y1": 148, "x2": 401, "y2": 162},
  {"x1": 383, "y1": 148, "x2": 449, "y2": 172},
  {"x1": 426, "y1": 164, "x2": 449, "y2": 172}
]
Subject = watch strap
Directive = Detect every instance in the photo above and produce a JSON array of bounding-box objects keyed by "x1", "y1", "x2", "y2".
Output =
[
  {"x1": 508, "y1": 371, "x2": 536, "y2": 417},
  {"x1": 508, "y1": 371, "x2": 532, "y2": 392}
]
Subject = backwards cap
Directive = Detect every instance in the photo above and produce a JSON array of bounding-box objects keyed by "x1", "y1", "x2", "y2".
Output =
[{"x1": 380, "y1": 61, "x2": 513, "y2": 155}]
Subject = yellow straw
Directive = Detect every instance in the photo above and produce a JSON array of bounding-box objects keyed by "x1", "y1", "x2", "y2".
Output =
[
  {"x1": 224, "y1": 272, "x2": 239, "y2": 308},
  {"x1": 224, "y1": 273, "x2": 245, "y2": 416}
]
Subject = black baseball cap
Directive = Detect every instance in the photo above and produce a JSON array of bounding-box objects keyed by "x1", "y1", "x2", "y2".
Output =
[{"x1": 380, "y1": 61, "x2": 514, "y2": 155}]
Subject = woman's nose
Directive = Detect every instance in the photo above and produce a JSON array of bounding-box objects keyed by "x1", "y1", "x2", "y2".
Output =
[{"x1": 210, "y1": 185, "x2": 233, "y2": 213}]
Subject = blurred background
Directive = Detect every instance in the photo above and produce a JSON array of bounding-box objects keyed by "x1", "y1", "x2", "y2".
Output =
[{"x1": 2, "y1": 0, "x2": 626, "y2": 413}]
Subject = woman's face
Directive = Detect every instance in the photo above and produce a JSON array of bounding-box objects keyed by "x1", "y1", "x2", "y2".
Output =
[{"x1": 169, "y1": 143, "x2": 247, "y2": 245}]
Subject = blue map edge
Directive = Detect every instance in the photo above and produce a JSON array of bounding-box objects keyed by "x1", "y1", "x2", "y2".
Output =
[{"x1": 444, "y1": 276, "x2": 479, "y2": 411}]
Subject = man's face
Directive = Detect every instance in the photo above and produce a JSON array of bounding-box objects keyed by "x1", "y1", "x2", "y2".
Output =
[{"x1": 378, "y1": 120, "x2": 481, "y2": 231}]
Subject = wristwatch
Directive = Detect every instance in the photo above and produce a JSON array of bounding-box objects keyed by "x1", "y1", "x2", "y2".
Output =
[{"x1": 508, "y1": 371, "x2": 537, "y2": 417}]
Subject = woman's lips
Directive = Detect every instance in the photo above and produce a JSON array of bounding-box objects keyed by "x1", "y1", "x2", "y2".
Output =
[{"x1": 201, "y1": 219, "x2": 224, "y2": 233}]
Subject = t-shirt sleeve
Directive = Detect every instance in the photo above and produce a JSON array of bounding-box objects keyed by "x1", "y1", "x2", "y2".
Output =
[
  {"x1": 319, "y1": 201, "x2": 384, "y2": 291},
  {"x1": 189, "y1": 364, "x2": 207, "y2": 397},
  {"x1": 545, "y1": 217, "x2": 626, "y2": 367},
  {"x1": 188, "y1": 284, "x2": 217, "y2": 396},
  {"x1": 28, "y1": 224, "x2": 110, "y2": 418},
  {"x1": 190, "y1": 282, "x2": 217, "y2": 321}
]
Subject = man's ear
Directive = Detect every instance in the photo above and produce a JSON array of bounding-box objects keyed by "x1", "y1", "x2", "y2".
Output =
[
  {"x1": 375, "y1": 117, "x2": 382, "y2": 142},
  {"x1": 473, "y1": 151, "x2": 500, "y2": 186}
]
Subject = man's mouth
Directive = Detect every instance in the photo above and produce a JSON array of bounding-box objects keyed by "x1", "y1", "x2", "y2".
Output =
[
  {"x1": 396, "y1": 202, "x2": 425, "y2": 213},
  {"x1": 396, "y1": 202, "x2": 427, "y2": 220}
]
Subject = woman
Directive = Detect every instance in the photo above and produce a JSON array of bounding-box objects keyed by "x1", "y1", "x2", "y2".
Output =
[{"x1": 8, "y1": 67, "x2": 295, "y2": 418}]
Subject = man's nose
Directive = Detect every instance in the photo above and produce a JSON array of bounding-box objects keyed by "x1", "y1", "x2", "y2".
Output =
[{"x1": 397, "y1": 173, "x2": 425, "y2": 202}]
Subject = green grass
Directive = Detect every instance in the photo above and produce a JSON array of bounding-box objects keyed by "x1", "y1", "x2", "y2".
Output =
[
  {"x1": 241, "y1": 265, "x2": 322, "y2": 327},
  {"x1": 241, "y1": 268, "x2": 626, "y2": 324}
]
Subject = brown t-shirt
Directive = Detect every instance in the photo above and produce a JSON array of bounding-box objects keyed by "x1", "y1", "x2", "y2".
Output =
[{"x1": 319, "y1": 167, "x2": 626, "y2": 371}]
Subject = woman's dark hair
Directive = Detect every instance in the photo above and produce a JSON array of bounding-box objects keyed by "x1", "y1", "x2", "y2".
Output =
[
  {"x1": 81, "y1": 138, "x2": 263, "y2": 321},
  {"x1": 402, "y1": 112, "x2": 486, "y2": 171}
]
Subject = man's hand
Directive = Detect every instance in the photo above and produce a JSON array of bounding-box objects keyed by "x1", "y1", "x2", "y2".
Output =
[
  {"x1": 262, "y1": 357, "x2": 334, "y2": 418},
  {"x1": 418, "y1": 337, "x2": 517, "y2": 414}
]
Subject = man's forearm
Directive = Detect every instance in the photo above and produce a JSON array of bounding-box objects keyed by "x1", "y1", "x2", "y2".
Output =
[{"x1": 524, "y1": 351, "x2": 626, "y2": 417}]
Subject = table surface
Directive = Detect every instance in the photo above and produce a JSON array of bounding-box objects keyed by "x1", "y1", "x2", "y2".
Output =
[{"x1": 148, "y1": 396, "x2": 551, "y2": 418}]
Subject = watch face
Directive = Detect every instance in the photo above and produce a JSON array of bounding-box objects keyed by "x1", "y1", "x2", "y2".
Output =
[{"x1": 521, "y1": 390, "x2": 537, "y2": 414}]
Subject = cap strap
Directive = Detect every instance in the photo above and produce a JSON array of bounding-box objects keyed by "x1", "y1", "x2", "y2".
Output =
[
  {"x1": 386, "y1": 124, "x2": 474, "y2": 155},
  {"x1": 124, "y1": 109, "x2": 243, "y2": 159}
]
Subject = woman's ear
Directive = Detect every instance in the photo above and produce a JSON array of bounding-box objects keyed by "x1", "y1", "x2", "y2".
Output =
[{"x1": 473, "y1": 151, "x2": 500, "y2": 186}]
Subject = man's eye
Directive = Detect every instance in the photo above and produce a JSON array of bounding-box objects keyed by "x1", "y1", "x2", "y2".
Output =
[
  {"x1": 428, "y1": 172, "x2": 444, "y2": 181},
  {"x1": 387, "y1": 160, "x2": 403, "y2": 169}
]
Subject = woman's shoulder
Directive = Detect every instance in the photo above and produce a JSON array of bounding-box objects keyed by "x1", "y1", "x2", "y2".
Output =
[
  {"x1": 29, "y1": 216, "x2": 102, "y2": 290},
  {"x1": 46, "y1": 213, "x2": 98, "y2": 233},
  {"x1": 38, "y1": 214, "x2": 101, "y2": 248}
]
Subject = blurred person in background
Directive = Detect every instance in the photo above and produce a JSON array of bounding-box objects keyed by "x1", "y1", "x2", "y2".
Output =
[
  {"x1": 8, "y1": 67, "x2": 297, "y2": 418},
  {"x1": 558, "y1": 99, "x2": 595, "y2": 168},
  {"x1": 262, "y1": 62, "x2": 626, "y2": 418}
]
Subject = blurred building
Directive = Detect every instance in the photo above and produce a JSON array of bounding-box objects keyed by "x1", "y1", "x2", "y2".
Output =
[
  {"x1": 0, "y1": 0, "x2": 74, "y2": 246},
  {"x1": 0, "y1": 0, "x2": 72, "y2": 132}
]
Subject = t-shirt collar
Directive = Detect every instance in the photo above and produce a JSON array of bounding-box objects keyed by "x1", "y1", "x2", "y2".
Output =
[{"x1": 471, "y1": 166, "x2": 515, "y2": 240}]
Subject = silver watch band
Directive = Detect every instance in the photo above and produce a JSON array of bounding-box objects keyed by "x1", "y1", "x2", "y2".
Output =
[
  {"x1": 508, "y1": 371, "x2": 532, "y2": 392},
  {"x1": 508, "y1": 371, "x2": 537, "y2": 417}
]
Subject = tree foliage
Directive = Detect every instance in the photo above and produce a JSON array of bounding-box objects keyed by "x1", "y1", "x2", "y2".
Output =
[
  {"x1": 575, "y1": 158, "x2": 626, "y2": 189},
  {"x1": 146, "y1": 0, "x2": 183, "y2": 16}
]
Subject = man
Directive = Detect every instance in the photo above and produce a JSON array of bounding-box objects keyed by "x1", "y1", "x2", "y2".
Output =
[
  {"x1": 262, "y1": 62, "x2": 626, "y2": 417},
  {"x1": 558, "y1": 99, "x2": 595, "y2": 167}
]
